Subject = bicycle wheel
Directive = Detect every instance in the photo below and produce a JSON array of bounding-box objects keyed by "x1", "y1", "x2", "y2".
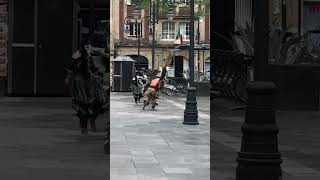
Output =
[
  {"x1": 235, "y1": 75, "x2": 248, "y2": 103},
  {"x1": 167, "y1": 89, "x2": 176, "y2": 96}
]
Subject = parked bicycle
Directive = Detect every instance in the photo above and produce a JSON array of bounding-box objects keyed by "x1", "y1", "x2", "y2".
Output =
[{"x1": 211, "y1": 50, "x2": 253, "y2": 103}]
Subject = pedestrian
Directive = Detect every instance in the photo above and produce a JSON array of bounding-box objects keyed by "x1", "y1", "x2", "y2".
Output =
[
  {"x1": 65, "y1": 43, "x2": 108, "y2": 135},
  {"x1": 143, "y1": 53, "x2": 172, "y2": 110}
]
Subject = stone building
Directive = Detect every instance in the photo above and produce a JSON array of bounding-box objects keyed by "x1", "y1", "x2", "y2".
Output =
[
  {"x1": 235, "y1": 0, "x2": 320, "y2": 33},
  {"x1": 111, "y1": 0, "x2": 210, "y2": 78}
]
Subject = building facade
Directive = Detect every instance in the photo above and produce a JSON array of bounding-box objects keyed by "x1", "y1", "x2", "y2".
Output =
[
  {"x1": 111, "y1": 0, "x2": 210, "y2": 78},
  {"x1": 235, "y1": 0, "x2": 320, "y2": 33}
]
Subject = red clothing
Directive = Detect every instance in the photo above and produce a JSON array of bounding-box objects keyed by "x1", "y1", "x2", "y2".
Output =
[{"x1": 150, "y1": 78, "x2": 160, "y2": 90}]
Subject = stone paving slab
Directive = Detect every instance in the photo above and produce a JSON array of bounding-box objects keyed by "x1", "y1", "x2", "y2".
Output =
[
  {"x1": 110, "y1": 93, "x2": 210, "y2": 180},
  {"x1": 0, "y1": 98, "x2": 108, "y2": 180},
  {"x1": 211, "y1": 97, "x2": 320, "y2": 180}
]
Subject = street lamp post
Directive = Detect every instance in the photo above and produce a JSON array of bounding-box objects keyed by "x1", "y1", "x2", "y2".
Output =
[
  {"x1": 132, "y1": 8, "x2": 141, "y2": 71},
  {"x1": 197, "y1": 19, "x2": 200, "y2": 72},
  {"x1": 151, "y1": 1, "x2": 157, "y2": 70},
  {"x1": 164, "y1": 0, "x2": 199, "y2": 125},
  {"x1": 235, "y1": 0, "x2": 282, "y2": 179},
  {"x1": 183, "y1": 0, "x2": 199, "y2": 125}
]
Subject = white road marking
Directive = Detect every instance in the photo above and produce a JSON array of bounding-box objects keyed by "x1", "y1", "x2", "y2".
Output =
[{"x1": 165, "y1": 99, "x2": 210, "y2": 120}]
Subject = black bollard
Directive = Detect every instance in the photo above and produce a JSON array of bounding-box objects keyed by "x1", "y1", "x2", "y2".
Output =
[
  {"x1": 183, "y1": 87, "x2": 199, "y2": 125},
  {"x1": 236, "y1": 81, "x2": 282, "y2": 180}
]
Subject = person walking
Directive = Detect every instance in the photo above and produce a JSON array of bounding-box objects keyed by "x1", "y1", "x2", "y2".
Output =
[
  {"x1": 65, "y1": 44, "x2": 108, "y2": 135},
  {"x1": 143, "y1": 53, "x2": 172, "y2": 110}
]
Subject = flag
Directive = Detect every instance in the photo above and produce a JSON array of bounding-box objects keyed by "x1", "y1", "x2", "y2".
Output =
[{"x1": 177, "y1": 28, "x2": 183, "y2": 45}]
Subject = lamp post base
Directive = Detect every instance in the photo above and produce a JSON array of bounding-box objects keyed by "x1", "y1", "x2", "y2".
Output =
[
  {"x1": 183, "y1": 87, "x2": 199, "y2": 125},
  {"x1": 236, "y1": 81, "x2": 282, "y2": 180}
]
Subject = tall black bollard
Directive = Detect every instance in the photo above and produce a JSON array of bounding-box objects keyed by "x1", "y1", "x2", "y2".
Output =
[
  {"x1": 183, "y1": 87, "x2": 199, "y2": 125},
  {"x1": 236, "y1": 81, "x2": 282, "y2": 180}
]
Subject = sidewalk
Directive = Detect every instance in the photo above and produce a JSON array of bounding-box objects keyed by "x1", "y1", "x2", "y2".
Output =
[
  {"x1": 110, "y1": 92, "x2": 210, "y2": 180},
  {"x1": 212, "y1": 98, "x2": 320, "y2": 180},
  {"x1": 0, "y1": 97, "x2": 108, "y2": 180}
]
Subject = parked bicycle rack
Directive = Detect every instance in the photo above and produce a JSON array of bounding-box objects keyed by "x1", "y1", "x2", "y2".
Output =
[
  {"x1": 161, "y1": 77, "x2": 188, "y2": 96},
  {"x1": 211, "y1": 50, "x2": 253, "y2": 103}
]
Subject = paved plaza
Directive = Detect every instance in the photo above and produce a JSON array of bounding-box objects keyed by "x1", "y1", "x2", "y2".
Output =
[
  {"x1": 212, "y1": 98, "x2": 320, "y2": 180},
  {"x1": 110, "y1": 92, "x2": 210, "y2": 180},
  {"x1": 0, "y1": 97, "x2": 108, "y2": 180}
]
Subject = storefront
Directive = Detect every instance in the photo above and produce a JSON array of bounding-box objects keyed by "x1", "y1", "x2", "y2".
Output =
[{"x1": 7, "y1": 0, "x2": 108, "y2": 96}]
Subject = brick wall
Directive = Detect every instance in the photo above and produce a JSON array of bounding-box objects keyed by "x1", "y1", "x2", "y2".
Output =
[{"x1": 0, "y1": 0, "x2": 7, "y2": 78}]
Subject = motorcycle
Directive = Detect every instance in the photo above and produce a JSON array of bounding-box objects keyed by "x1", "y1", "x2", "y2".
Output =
[{"x1": 131, "y1": 75, "x2": 148, "y2": 104}]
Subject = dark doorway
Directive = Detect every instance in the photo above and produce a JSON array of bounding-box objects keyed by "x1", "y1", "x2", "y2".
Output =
[
  {"x1": 174, "y1": 56, "x2": 184, "y2": 77},
  {"x1": 8, "y1": 0, "x2": 36, "y2": 95},
  {"x1": 9, "y1": 0, "x2": 73, "y2": 96},
  {"x1": 37, "y1": 0, "x2": 73, "y2": 96},
  {"x1": 8, "y1": 0, "x2": 108, "y2": 96}
]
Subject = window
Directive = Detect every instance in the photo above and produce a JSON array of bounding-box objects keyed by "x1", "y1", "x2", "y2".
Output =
[
  {"x1": 303, "y1": 1, "x2": 320, "y2": 32},
  {"x1": 127, "y1": 0, "x2": 132, "y2": 5},
  {"x1": 179, "y1": 22, "x2": 190, "y2": 40},
  {"x1": 162, "y1": 22, "x2": 175, "y2": 39},
  {"x1": 126, "y1": 21, "x2": 142, "y2": 37}
]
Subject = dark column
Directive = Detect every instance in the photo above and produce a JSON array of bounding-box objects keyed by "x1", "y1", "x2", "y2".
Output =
[
  {"x1": 137, "y1": 19, "x2": 140, "y2": 71},
  {"x1": 197, "y1": 19, "x2": 200, "y2": 72},
  {"x1": 298, "y1": 0, "x2": 302, "y2": 35},
  {"x1": 152, "y1": 1, "x2": 156, "y2": 70},
  {"x1": 253, "y1": 0, "x2": 269, "y2": 81},
  {"x1": 236, "y1": 0, "x2": 283, "y2": 179},
  {"x1": 210, "y1": 0, "x2": 235, "y2": 176},
  {"x1": 212, "y1": 0, "x2": 234, "y2": 50},
  {"x1": 236, "y1": 82, "x2": 282, "y2": 180},
  {"x1": 183, "y1": 0, "x2": 198, "y2": 125},
  {"x1": 189, "y1": 0, "x2": 195, "y2": 84},
  {"x1": 282, "y1": 0, "x2": 287, "y2": 29},
  {"x1": 89, "y1": 2, "x2": 95, "y2": 42}
]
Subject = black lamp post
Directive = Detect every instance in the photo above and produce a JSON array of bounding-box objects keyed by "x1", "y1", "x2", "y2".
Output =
[
  {"x1": 132, "y1": 7, "x2": 141, "y2": 72},
  {"x1": 161, "y1": 0, "x2": 199, "y2": 125},
  {"x1": 150, "y1": 0, "x2": 160, "y2": 70},
  {"x1": 164, "y1": 0, "x2": 199, "y2": 125},
  {"x1": 235, "y1": 0, "x2": 282, "y2": 179},
  {"x1": 183, "y1": 0, "x2": 199, "y2": 125}
]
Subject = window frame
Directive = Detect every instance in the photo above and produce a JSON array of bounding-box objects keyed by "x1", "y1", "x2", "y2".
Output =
[
  {"x1": 161, "y1": 21, "x2": 175, "y2": 40},
  {"x1": 179, "y1": 22, "x2": 190, "y2": 40},
  {"x1": 125, "y1": 21, "x2": 143, "y2": 38}
]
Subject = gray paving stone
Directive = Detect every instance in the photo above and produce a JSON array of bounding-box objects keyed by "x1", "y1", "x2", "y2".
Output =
[{"x1": 111, "y1": 92, "x2": 210, "y2": 179}]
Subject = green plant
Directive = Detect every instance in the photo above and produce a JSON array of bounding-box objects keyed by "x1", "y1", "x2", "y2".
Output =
[
  {"x1": 232, "y1": 22, "x2": 254, "y2": 56},
  {"x1": 131, "y1": 0, "x2": 209, "y2": 19},
  {"x1": 230, "y1": 22, "x2": 320, "y2": 65}
]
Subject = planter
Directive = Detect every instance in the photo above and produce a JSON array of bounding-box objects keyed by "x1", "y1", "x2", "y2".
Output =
[{"x1": 270, "y1": 64, "x2": 320, "y2": 110}]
